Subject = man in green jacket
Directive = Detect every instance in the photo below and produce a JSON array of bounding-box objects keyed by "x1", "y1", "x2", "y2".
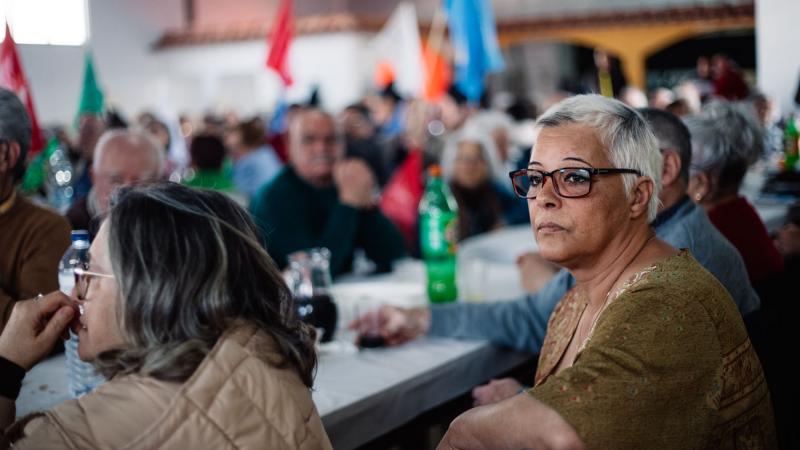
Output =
[{"x1": 250, "y1": 108, "x2": 405, "y2": 276}]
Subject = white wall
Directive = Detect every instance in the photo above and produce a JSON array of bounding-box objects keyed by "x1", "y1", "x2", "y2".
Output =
[
  {"x1": 17, "y1": 0, "x2": 373, "y2": 126},
  {"x1": 156, "y1": 32, "x2": 373, "y2": 117},
  {"x1": 756, "y1": 0, "x2": 800, "y2": 115},
  {"x1": 17, "y1": 43, "x2": 85, "y2": 126},
  {"x1": 18, "y1": 0, "x2": 183, "y2": 125}
]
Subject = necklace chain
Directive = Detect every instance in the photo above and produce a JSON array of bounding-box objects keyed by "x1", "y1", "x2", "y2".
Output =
[{"x1": 579, "y1": 233, "x2": 657, "y2": 351}]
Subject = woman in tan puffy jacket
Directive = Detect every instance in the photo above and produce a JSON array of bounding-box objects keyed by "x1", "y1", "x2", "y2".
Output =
[{"x1": 0, "y1": 182, "x2": 332, "y2": 449}]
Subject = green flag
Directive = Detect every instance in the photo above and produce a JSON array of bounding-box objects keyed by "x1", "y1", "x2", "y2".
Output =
[
  {"x1": 20, "y1": 138, "x2": 59, "y2": 194},
  {"x1": 77, "y1": 52, "x2": 104, "y2": 118}
]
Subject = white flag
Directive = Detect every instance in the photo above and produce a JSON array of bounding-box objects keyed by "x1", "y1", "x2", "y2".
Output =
[{"x1": 369, "y1": 2, "x2": 424, "y2": 98}]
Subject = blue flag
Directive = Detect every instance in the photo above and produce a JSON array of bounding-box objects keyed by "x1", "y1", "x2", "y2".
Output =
[
  {"x1": 444, "y1": 0, "x2": 504, "y2": 102},
  {"x1": 269, "y1": 92, "x2": 289, "y2": 135}
]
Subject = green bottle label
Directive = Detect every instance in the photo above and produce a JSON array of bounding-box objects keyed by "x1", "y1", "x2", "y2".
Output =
[{"x1": 420, "y1": 211, "x2": 457, "y2": 257}]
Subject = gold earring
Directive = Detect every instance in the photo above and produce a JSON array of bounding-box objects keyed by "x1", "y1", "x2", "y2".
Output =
[{"x1": 694, "y1": 193, "x2": 702, "y2": 202}]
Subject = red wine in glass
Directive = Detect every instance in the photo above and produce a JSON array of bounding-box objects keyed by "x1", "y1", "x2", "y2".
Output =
[{"x1": 294, "y1": 294, "x2": 338, "y2": 343}]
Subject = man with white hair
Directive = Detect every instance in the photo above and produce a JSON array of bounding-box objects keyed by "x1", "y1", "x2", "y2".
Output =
[
  {"x1": 66, "y1": 129, "x2": 164, "y2": 239},
  {"x1": 0, "y1": 88, "x2": 71, "y2": 329}
]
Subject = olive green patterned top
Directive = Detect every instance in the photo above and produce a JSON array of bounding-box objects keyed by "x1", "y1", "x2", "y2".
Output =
[{"x1": 530, "y1": 250, "x2": 776, "y2": 450}]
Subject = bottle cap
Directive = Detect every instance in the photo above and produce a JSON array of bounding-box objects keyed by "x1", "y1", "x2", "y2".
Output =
[
  {"x1": 71, "y1": 230, "x2": 90, "y2": 243},
  {"x1": 427, "y1": 164, "x2": 442, "y2": 178}
]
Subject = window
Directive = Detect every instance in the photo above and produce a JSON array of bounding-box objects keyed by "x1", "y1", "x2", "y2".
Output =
[{"x1": 1, "y1": 0, "x2": 87, "y2": 46}]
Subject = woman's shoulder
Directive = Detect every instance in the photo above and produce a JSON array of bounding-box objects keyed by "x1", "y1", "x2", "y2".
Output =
[
  {"x1": 197, "y1": 323, "x2": 313, "y2": 400},
  {"x1": 18, "y1": 325, "x2": 328, "y2": 449},
  {"x1": 624, "y1": 249, "x2": 733, "y2": 303},
  {"x1": 125, "y1": 323, "x2": 330, "y2": 449},
  {"x1": 15, "y1": 375, "x2": 179, "y2": 449},
  {"x1": 604, "y1": 249, "x2": 747, "y2": 342}
]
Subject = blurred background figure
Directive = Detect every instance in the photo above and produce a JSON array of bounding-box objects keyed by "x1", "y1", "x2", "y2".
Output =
[
  {"x1": 464, "y1": 110, "x2": 520, "y2": 176},
  {"x1": 339, "y1": 103, "x2": 390, "y2": 187},
  {"x1": 367, "y1": 82, "x2": 405, "y2": 141},
  {"x1": 674, "y1": 82, "x2": 702, "y2": 116},
  {"x1": 649, "y1": 87, "x2": 675, "y2": 110},
  {"x1": 66, "y1": 129, "x2": 164, "y2": 239},
  {"x1": 620, "y1": 86, "x2": 648, "y2": 109},
  {"x1": 379, "y1": 99, "x2": 440, "y2": 255},
  {"x1": 201, "y1": 113, "x2": 226, "y2": 137},
  {"x1": 581, "y1": 49, "x2": 627, "y2": 98},
  {"x1": 437, "y1": 85, "x2": 474, "y2": 132},
  {"x1": 711, "y1": 53, "x2": 750, "y2": 100},
  {"x1": 750, "y1": 92, "x2": 784, "y2": 157},
  {"x1": 225, "y1": 117, "x2": 283, "y2": 199},
  {"x1": 691, "y1": 56, "x2": 714, "y2": 101},
  {"x1": 182, "y1": 134, "x2": 235, "y2": 193},
  {"x1": 71, "y1": 113, "x2": 107, "y2": 201},
  {"x1": 249, "y1": 108, "x2": 405, "y2": 275},
  {"x1": 441, "y1": 128, "x2": 524, "y2": 241},
  {"x1": 686, "y1": 102, "x2": 783, "y2": 289},
  {"x1": 138, "y1": 112, "x2": 182, "y2": 179}
]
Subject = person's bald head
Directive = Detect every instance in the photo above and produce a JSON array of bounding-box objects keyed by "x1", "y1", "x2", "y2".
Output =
[
  {"x1": 288, "y1": 109, "x2": 342, "y2": 187},
  {"x1": 92, "y1": 130, "x2": 163, "y2": 215}
]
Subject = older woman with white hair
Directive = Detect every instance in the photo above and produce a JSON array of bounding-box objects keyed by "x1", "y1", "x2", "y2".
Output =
[
  {"x1": 441, "y1": 126, "x2": 527, "y2": 240},
  {"x1": 436, "y1": 95, "x2": 775, "y2": 449},
  {"x1": 686, "y1": 102, "x2": 784, "y2": 287},
  {"x1": 464, "y1": 110, "x2": 520, "y2": 171},
  {"x1": 0, "y1": 183, "x2": 331, "y2": 449}
]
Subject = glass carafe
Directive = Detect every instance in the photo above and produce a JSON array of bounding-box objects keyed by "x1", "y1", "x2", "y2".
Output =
[{"x1": 287, "y1": 248, "x2": 338, "y2": 342}]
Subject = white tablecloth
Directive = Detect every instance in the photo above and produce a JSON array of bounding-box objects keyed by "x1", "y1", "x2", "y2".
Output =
[
  {"x1": 320, "y1": 261, "x2": 531, "y2": 448},
  {"x1": 457, "y1": 225, "x2": 537, "y2": 301}
]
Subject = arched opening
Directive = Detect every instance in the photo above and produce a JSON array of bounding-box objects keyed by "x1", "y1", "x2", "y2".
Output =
[
  {"x1": 490, "y1": 41, "x2": 627, "y2": 104},
  {"x1": 645, "y1": 29, "x2": 755, "y2": 90}
]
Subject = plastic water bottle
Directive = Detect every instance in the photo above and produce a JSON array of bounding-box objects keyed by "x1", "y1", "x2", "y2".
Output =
[
  {"x1": 59, "y1": 230, "x2": 105, "y2": 397},
  {"x1": 419, "y1": 165, "x2": 459, "y2": 303},
  {"x1": 46, "y1": 144, "x2": 74, "y2": 213}
]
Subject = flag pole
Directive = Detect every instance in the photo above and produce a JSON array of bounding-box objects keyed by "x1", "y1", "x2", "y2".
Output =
[{"x1": 427, "y1": 4, "x2": 448, "y2": 61}]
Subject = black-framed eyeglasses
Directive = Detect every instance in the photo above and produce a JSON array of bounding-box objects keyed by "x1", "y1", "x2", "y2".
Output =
[
  {"x1": 74, "y1": 266, "x2": 115, "y2": 301},
  {"x1": 508, "y1": 167, "x2": 642, "y2": 199}
]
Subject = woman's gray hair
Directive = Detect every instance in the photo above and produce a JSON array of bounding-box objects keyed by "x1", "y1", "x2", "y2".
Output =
[
  {"x1": 441, "y1": 125, "x2": 507, "y2": 184},
  {"x1": 534, "y1": 94, "x2": 663, "y2": 221},
  {"x1": 684, "y1": 101, "x2": 763, "y2": 196},
  {"x1": 464, "y1": 110, "x2": 518, "y2": 159},
  {"x1": 94, "y1": 182, "x2": 316, "y2": 386}
]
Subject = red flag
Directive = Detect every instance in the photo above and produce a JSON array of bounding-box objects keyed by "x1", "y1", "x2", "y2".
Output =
[
  {"x1": 0, "y1": 23, "x2": 44, "y2": 155},
  {"x1": 266, "y1": 0, "x2": 293, "y2": 86}
]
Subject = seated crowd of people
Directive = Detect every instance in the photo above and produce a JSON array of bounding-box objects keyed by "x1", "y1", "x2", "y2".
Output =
[{"x1": 0, "y1": 57, "x2": 798, "y2": 449}]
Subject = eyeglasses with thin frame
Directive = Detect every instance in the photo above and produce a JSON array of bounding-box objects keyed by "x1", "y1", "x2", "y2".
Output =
[
  {"x1": 508, "y1": 167, "x2": 642, "y2": 199},
  {"x1": 74, "y1": 266, "x2": 115, "y2": 301}
]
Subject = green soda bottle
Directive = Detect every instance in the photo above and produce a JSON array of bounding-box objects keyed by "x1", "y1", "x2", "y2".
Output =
[
  {"x1": 419, "y1": 165, "x2": 459, "y2": 303},
  {"x1": 784, "y1": 115, "x2": 799, "y2": 171}
]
